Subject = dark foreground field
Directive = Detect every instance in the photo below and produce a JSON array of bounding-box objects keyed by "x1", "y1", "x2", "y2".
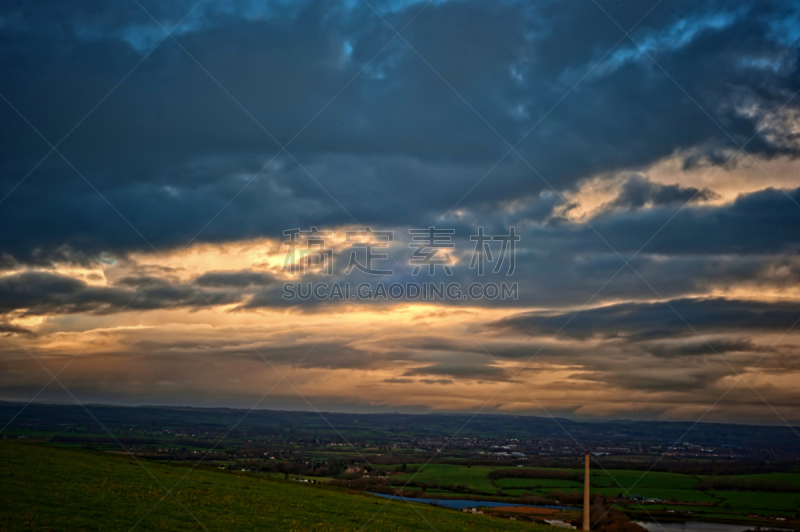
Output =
[{"x1": 0, "y1": 442, "x2": 552, "y2": 531}]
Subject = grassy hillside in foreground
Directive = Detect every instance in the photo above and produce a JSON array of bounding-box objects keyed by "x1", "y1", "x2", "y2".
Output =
[{"x1": 0, "y1": 442, "x2": 551, "y2": 532}]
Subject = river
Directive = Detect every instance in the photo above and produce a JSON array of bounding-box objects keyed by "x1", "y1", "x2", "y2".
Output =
[
  {"x1": 635, "y1": 520, "x2": 773, "y2": 532},
  {"x1": 368, "y1": 492, "x2": 573, "y2": 511},
  {"x1": 371, "y1": 495, "x2": 779, "y2": 532}
]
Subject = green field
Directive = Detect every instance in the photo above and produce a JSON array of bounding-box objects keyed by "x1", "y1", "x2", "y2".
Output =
[
  {"x1": 0, "y1": 443, "x2": 551, "y2": 531},
  {"x1": 592, "y1": 488, "x2": 717, "y2": 503},
  {"x1": 591, "y1": 469, "x2": 700, "y2": 490},
  {"x1": 384, "y1": 462, "x2": 800, "y2": 520},
  {"x1": 494, "y1": 478, "x2": 583, "y2": 490},
  {"x1": 394, "y1": 464, "x2": 705, "y2": 496},
  {"x1": 724, "y1": 472, "x2": 800, "y2": 486},
  {"x1": 394, "y1": 464, "x2": 499, "y2": 492},
  {"x1": 712, "y1": 491, "x2": 800, "y2": 511}
]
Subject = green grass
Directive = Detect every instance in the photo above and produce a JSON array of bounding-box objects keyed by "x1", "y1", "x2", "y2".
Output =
[
  {"x1": 591, "y1": 488, "x2": 717, "y2": 503},
  {"x1": 713, "y1": 490, "x2": 800, "y2": 512},
  {"x1": 0, "y1": 442, "x2": 553, "y2": 532},
  {"x1": 703, "y1": 472, "x2": 800, "y2": 484},
  {"x1": 590, "y1": 470, "x2": 699, "y2": 490},
  {"x1": 394, "y1": 464, "x2": 499, "y2": 492},
  {"x1": 502, "y1": 489, "x2": 551, "y2": 497},
  {"x1": 390, "y1": 463, "x2": 800, "y2": 519},
  {"x1": 489, "y1": 467, "x2": 800, "y2": 517},
  {"x1": 494, "y1": 478, "x2": 583, "y2": 490}
]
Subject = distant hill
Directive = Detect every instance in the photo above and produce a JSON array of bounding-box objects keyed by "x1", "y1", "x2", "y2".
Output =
[{"x1": 2, "y1": 401, "x2": 798, "y2": 450}]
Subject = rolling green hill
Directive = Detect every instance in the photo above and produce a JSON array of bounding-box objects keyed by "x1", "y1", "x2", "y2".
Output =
[{"x1": 0, "y1": 442, "x2": 552, "y2": 531}]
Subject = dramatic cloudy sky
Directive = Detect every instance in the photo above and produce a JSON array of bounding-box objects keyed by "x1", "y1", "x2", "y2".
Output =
[{"x1": 2, "y1": 0, "x2": 800, "y2": 424}]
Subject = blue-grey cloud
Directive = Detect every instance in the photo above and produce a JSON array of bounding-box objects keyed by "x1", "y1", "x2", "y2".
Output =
[
  {"x1": 492, "y1": 297, "x2": 800, "y2": 340},
  {"x1": 1, "y1": 0, "x2": 799, "y2": 263},
  {"x1": 606, "y1": 174, "x2": 718, "y2": 210}
]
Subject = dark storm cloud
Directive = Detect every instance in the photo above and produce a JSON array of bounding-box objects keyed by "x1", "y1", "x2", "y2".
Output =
[
  {"x1": 492, "y1": 297, "x2": 800, "y2": 340},
  {"x1": 645, "y1": 338, "x2": 758, "y2": 358},
  {"x1": 386, "y1": 332, "x2": 763, "y2": 367},
  {"x1": 530, "y1": 186, "x2": 800, "y2": 256},
  {"x1": 194, "y1": 270, "x2": 276, "y2": 288},
  {"x1": 0, "y1": 271, "x2": 240, "y2": 315},
  {"x1": 220, "y1": 185, "x2": 799, "y2": 312},
  {"x1": 0, "y1": 322, "x2": 35, "y2": 336},
  {"x1": 132, "y1": 338, "x2": 386, "y2": 369},
  {"x1": 576, "y1": 365, "x2": 733, "y2": 392},
  {"x1": 1, "y1": 0, "x2": 800, "y2": 262},
  {"x1": 402, "y1": 361, "x2": 508, "y2": 381},
  {"x1": 0, "y1": 178, "x2": 776, "y2": 318},
  {"x1": 381, "y1": 377, "x2": 413, "y2": 384},
  {"x1": 419, "y1": 378, "x2": 454, "y2": 385},
  {"x1": 605, "y1": 174, "x2": 718, "y2": 210}
]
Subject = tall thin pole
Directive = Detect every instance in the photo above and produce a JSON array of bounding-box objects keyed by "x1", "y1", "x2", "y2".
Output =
[{"x1": 583, "y1": 451, "x2": 590, "y2": 531}]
